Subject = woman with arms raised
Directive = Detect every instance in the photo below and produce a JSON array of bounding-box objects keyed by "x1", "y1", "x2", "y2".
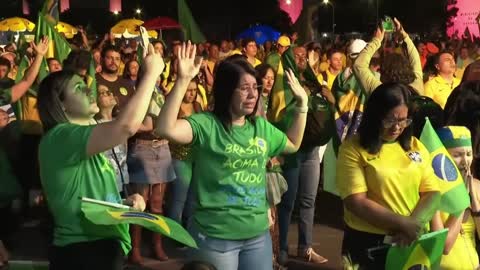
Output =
[
  {"x1": 37, "y1": 44, "x2": 164, "y2": 270},
  {"x1": 155, "y1": 42, "x2": 308, "y2": 270}
]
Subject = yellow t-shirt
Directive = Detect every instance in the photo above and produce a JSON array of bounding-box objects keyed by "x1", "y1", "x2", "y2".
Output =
[
  {"x1": 336, "y1": 136, "x2": 439, "y2": 234},
  {"x1": 19, "y1": 95, "x2": 42, "y2": 135},
  {"x1": 316, "y1": 69, "x2": 339, "y2": 91},
  {"x1": 424, "y1": 75, "x2": 461, "y2": 109},
  {"x1": 439, "y1": 213, "x2": 479, "y2": 270}
]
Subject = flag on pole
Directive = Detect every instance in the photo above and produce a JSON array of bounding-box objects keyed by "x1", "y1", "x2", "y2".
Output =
[
  {"x1": 81, "y1": 198, "x2": 197, "y2": 248},
  {"x1": 385, "y1": 229, "x2": 448, "y2": 270},
  {"x1": 420, "y1": 118, "x2": 470, "y2": 215},
  {"x1": 178, "y1": 0, "x2": 206, "y2": 43},
  {"x1": 35, "y1": 0, "x2": 71, "y2": 84}
]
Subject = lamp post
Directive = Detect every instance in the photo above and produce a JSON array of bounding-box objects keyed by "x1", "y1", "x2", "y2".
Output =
[{"x1": 323, "y1": 0, "x2": 335, "y2": 36}]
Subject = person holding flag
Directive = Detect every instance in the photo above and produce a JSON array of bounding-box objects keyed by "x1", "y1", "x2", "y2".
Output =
[
  {"x1": 36, "y1": 43, "x2": 164, "y2": 269},
  {"x1": 336, "y1": 83, "x2": 440, "y2": 269},
  {"x1": 430, "y1": 126, "x2": 479, "y2": 269}
]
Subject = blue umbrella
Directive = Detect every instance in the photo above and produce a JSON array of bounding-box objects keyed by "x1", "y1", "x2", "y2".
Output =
[{"x1": 237, "y1": 24, "x2": 280, "y2": 45}]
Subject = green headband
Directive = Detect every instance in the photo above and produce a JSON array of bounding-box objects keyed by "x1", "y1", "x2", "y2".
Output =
[{"x1": 436, "y1": 126, "x2": 472, "y2": 148}]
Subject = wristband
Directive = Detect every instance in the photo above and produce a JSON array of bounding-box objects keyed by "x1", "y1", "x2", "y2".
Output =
[{"x1": 295, "y1": 106, "x2": 308, "y2": 113}]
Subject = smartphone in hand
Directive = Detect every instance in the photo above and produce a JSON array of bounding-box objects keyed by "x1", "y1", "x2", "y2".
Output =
[{"x1": 139, "y1": 26, "x2": 150, "y2": 49}]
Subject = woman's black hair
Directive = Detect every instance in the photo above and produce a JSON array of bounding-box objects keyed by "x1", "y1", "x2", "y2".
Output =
[
  {"x1": 37, "y1": 70, "x2": 77, "y2": 132},
  {"x1": 444, "y1": 81, "x2": 480, "y2": 178},
  {"x1": 212, "y1": 57, "x2": 258, "y2": 131},
  {"x1": 122, "y1": 59, "x2": 139, "y2": 80},
  {"x1": 254, "y1": 63, "x2": 274, "y2": 87},
  {"x1": 409, "y1": 95, "x2": 444, "y2": 138},
  {"x1": 358, "y1": 82, "x2": 414, "y2": 154},
  {"x1": 63, "y1": 49, "x2": 91, "y2": 73}
]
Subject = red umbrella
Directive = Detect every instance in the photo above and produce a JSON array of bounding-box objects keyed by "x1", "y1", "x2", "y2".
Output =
[
  {"x1": 143, "y1": 17, "x2": 182, "y2": 40},
  {"x1": 143, "y1": 17, "x2": 181, "y2": 30}
]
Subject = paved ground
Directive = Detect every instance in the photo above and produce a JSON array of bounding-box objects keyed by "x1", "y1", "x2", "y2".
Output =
[{"x1": 7, "y1": 191, "x2": 345, "y2": 270}]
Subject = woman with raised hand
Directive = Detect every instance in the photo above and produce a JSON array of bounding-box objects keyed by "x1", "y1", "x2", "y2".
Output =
[
  {"x1": 155, "y1": 42, "x2": 308, "y2": 270},
  {"x1": 36, "y1": 44, "x2": 164, "y2": 270}
]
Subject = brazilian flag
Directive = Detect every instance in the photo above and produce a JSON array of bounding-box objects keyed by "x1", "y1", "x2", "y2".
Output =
[
  {"x1": 267, "y1": 46, "x2": 300, "y2": 132},
  {"x1": 12, "y1": 0, "x2": 72, "y2": 121},
  {"x1": 420, "y1": 118, "x2": 470, "y2": 214},
  {"x1": 81, "y1": 198, "x2": 197, "y2": 248},
  {"x1": 385, "y1": 229, "x2": 448, "y2": 270},
  {"x1": 267, "y1": 47, "x2": 335, "y2": 147},
  {"x1": 36, "y1": 0, "x2": 71, "y2": 81}
]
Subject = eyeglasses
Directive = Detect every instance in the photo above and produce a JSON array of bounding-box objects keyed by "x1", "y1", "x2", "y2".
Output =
[
  {"x1": 382, "y1": 118, "x2": 413, "y2": 129},
  {"x1": 98, "y1": 90, "x2": 113, "y2": 97},
  {"x1": 237, "y1": 84, "x2": 260, "y2": 96}
]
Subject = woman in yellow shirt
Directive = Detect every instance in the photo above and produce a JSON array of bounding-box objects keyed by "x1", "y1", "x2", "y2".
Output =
[
  {"x1": 336, "y1": 83, "x2": 440, "y2": 269},
  {"x1": 431, "y1": 126, "x2": 479, "y2": 270}
]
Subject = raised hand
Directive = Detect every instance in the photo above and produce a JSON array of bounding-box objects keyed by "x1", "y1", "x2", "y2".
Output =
[
  {"x1": 307, "y1": 50, "x2": 318, "y2": 70},
  {"x1": 177, "y1": 41, "x2": 202, "y2": 81},
  {"x1": 374, "y1": 27, "x2": 385, "y2": 41},
  {"x1": 393, "y1": 17, "x2": 407, "y2": 39},
  {"x1": 285, "y1": 69, "x2": 308, "y2": 107},
  {"x1": 143, "y1": 43, "x2": 165, "y2": 78},
  {"x1": 31, "y1": 36, "x2": 49, "y2": 57}
]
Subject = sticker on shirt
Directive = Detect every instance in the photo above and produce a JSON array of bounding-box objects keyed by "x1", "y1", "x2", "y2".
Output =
[
  {"x1": 407, "y1": 151, "x2": 422, "y2": 163},
  {"x1": 119, "y1": 87, "x2": 128, "y2": 96}
]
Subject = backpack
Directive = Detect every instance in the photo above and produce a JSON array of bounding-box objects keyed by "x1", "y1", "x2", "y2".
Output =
[{"x1": 299, "y1": 67, "x2": 335, "y2": 148}]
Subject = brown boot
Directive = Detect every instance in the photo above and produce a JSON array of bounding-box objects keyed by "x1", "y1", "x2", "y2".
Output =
[
  {"x1": 152, "y1": 233, "x2": 169, "y2": 261},
  {"x1": 128, "y1": 225, "x2": 144, "y2": 265}
]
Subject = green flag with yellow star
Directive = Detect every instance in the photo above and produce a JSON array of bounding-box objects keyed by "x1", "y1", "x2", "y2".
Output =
[{"x1": 81, "y1": 198, "x2": 197, "y2": 248}]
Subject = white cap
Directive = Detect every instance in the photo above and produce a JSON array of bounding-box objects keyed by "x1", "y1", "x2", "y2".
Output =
[{"x1": 348, "y1": 39, "x2": 367, "y2": 59}]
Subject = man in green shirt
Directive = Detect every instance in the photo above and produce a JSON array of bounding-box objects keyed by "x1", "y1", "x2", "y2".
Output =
[{"x1": 266, "y1": 35, "x2": 291, "y2": 72}]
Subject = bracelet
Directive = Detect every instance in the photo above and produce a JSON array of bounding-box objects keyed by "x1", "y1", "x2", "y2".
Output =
[{"x1": 295, "y1": 106, "x2": 308, "y2": 113}]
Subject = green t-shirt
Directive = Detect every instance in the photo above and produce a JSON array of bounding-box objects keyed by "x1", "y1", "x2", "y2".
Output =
[
  {"x1": 39, "y1": 123, "x2": 131, "y2": 254},
  {"x1": 187, "y1": 113, "x2": 287, "y2": 240}
]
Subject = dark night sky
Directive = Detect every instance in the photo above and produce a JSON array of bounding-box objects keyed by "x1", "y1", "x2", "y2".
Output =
[{"x1": 1, "y1": 0, "x2": 450, "y2": 41}]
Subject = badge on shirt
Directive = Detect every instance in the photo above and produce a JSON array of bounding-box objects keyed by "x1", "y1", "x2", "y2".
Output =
[
  {"x1": 407, "y1": 151, "x2": 422, "y2": 163},
  {"x1": 119, "y1": 87, "x2": 128, "y2": 96}
]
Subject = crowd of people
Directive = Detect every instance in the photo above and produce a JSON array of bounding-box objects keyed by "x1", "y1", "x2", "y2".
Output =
[{"x1": 0, "y1": 13, "x2": 480, "y2": 270}]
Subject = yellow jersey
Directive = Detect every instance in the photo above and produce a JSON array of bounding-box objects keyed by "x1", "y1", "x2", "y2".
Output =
[
  {"x1": 424, "y1": 75, "x2": 461, "y2": 109},
  {"x1": 439, "y1": 212, "x2": 479, "y2": 270},
  {"x1": 336, "y1": 136, "x2": 439, "y2": 234}
]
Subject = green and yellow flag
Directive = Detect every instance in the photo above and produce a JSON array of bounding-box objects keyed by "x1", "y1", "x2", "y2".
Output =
[
  {"x1": 267, "y1": 46, "x2": 299, "y2": 131},
  {"x1": 267, "y1": 47, "x2": 335, "y2": 147},
  {"x1": 385, "y1": 229, "x2": 448, "y2": 270},
  {"x1": 81, "y1": 198, "x2": 197, "y2": 248},
  {"x1": 420, "y1": 118, "x2": 470, "y2": 214},
  {"x1": 36, "y1": 0, "x2": 71, "y2": 81}
]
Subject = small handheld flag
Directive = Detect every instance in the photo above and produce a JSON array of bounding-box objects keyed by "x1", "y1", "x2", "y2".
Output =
[
  {"x1": 385, "y1": 229, "x2": 448, "y2": 270},
  {"x1": 420, "y1": 118, "x2": 470, "y2": 215},
  {"x1": 81, "y1": 198, "x2": 197, "y2": 248}
]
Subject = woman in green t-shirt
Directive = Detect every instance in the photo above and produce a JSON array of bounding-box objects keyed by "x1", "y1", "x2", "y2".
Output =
[
  {"x1": 156, "y1": 42, "x2": 308, "y2": 270},
  {"x1": 36, "y1": 44, "x2": 163, "y2": 270}
]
